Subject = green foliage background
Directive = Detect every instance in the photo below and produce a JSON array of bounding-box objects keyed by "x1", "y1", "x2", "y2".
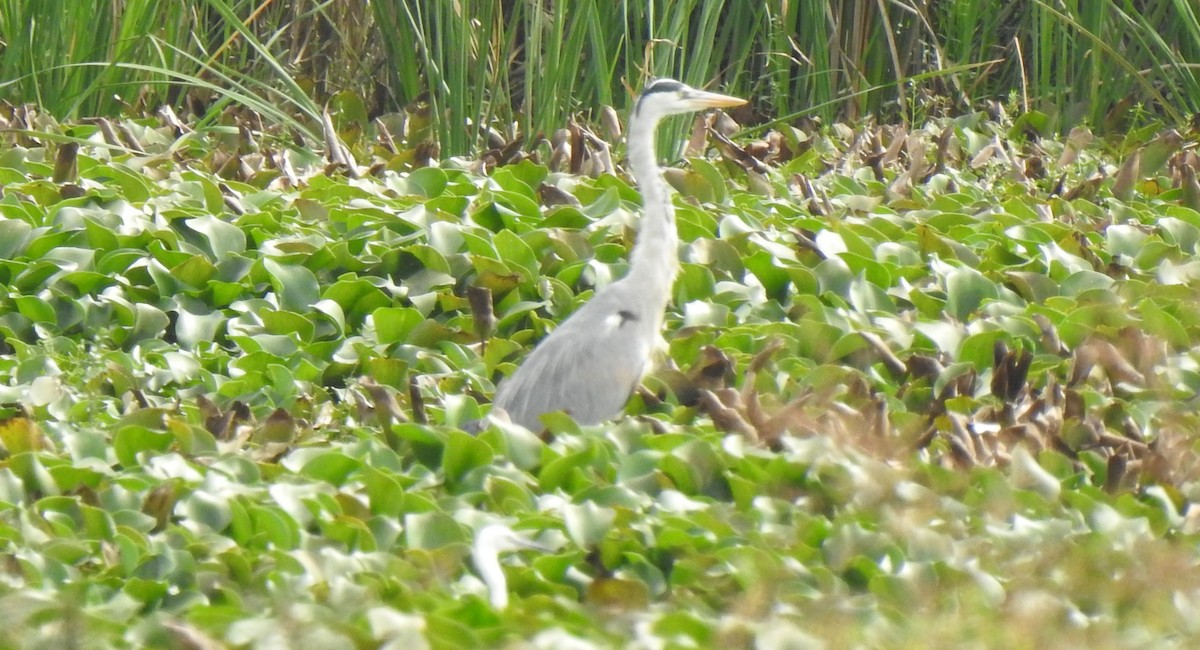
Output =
[
  {"x1": 0, "y1": 1, "x2": 1199, "y2": 648},
  {"x1": 3, "y1": 0, "x2": 1200, "y2": 154}
]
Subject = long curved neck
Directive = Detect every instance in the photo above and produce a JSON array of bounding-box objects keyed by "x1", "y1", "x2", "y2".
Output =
[{"x1": 625, "y1": 111, "x2": 679, "y2": 307}]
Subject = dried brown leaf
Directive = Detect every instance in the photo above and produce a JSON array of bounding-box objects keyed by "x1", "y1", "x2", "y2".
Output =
[
  {"x1": 466, "y1": 285, "x2": 495, "y2": 343},
  {"x1": 1057, "y1": 126, "x2": 1092, "y2": 167},
  {"x1": 409, "y1": 375, "x2": 427, "y2": 425},
  {"x1": 52, "y1": 142, "x2": 78, "y2": 183},
  {"x1": 859, "y1": 331, "x2": 906, "y2": 379},
  {"x1": 256, "y1": 407, "x2": 297, "y2": 443},
  {"x1": 698, "y1": 389, "x2": 757, "y2": 442},
  {"x1": 1111, "y1": 149, "x2": 1141, "y2": 201},
  {"x1": 1065, "y1": 172, "x2": 1103, "y2": 201},
  {"x1": 360, "y1": 377, "x2": 407, "y2": 429},
  {"x1": 1182, "y1": 157, "x2": 1200, "y2": 212},
  {"x1": 1089, "y1": 338, "x2": 1146, "y2": 385},
  {"x1": 934, "y1": 125, "x2": 955, "y2": 172},
  {"x1": 162, "y1": 621, "x2": 226, "y2": 650},
  {"x1": 880, "y1": 125, "x2": 907, "y2": 168},
  {"x1": 600, "y1": 105, "x2": 621, "y2": 141},
  {"x1": 711, "y1": 128, "x2": 770, "y2": 174},
  {"x1": 321, "y1": 110, "x2": 358, "y2": 178},
  {"x1": 906, "y1": 354, "x2": 945, "y2": 383}
]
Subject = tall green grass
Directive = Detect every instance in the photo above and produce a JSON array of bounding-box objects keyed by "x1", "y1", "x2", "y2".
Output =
[
  {"x1": 371, "y1": 0, "x2": 742, "y2": 156},
  {"x1": 0, "y1": 0, "x2": 192, "y2": 115},
  {"x1": 2, "y1": 0, "x2": 1199, "y2": 157},
  {"x1": 0, "y1": 0, "x2": 349, "y2": 138}
]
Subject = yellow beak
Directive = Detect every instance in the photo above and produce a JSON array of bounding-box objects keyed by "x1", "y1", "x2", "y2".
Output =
[{"x1": 686, "y1": 89, "x2": 748, "y2": 109}]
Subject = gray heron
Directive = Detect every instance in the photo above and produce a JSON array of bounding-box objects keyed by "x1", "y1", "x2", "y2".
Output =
[
  {"x1": 471, "y1": 523, "x2": 552, "y2": 609},
  {"x1": 491, "y1": 78, "x2": 746, "y2": 431}
]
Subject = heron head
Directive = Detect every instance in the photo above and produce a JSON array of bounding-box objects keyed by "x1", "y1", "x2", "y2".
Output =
[
  {"x1": 471, "y1": 523, "x2": 555, "y2": 609},
  {"x1": 634, "y1": 78, "x2": 746, "y2": 123},
  {"x1": 474, "y1": 523, "x2": 551, "y2": 554}
]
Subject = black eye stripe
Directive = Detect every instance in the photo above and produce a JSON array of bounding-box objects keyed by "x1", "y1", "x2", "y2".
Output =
[
  {"x1": 635, "y1": 78, "x2": 686, "y2": 114},
  {"x1": 643, "y1": 79, "x2": 685, "y2": 95}
]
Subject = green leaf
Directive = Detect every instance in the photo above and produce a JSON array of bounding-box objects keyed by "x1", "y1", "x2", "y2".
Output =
[
  {"x1": 1137, "y1": 299, "x2": 1190, "y2": 348},
  {"x1": 187, "y1": 214, "x2": 247, "y2": 259},
  {"x1": 945, "y1": 267, "x2": 997, "y2": 320},
  {"x1": 324, "y1": 277, "x2": 391, "y2": 321},
  {"x1": 689, "y1": 157, "x2": 729, "y2": 204},
  {"x1": 90, "y1": 163, "x2": 153, "y2": 202},
  {"x1": 172, "y1": 254, "x2": 217, "y2": 288},
  {"x1": 362, "y1": 466, "x2": 407, "y2": 517},
  {"x1": 13, "y1": 296, "x2": 56, "y2": 324},
  {"x1": 405, "y1": 167, "x2": 448, "y2": 198},
  {"x1": 261, "y1": 309, "x2": 316, "y2": 340},
  {"x1": 404, "y1": 511, "x2": 465, "y2": 550},
  {"x1": 263, "y1": 258, "x2": 320, "y2": 312},
  {"x1": 251, "y1": 505, "x2": 300, "y2": 549},
  {"x1": 180, "y1": 490, "x2": 233, "y2": 534},
  {"x1": 493, "y1": 229, "x2": 539, "y2": 280},
  {"x1": 175, "y1": 308, "x2": 226, "y2": 349},
  {"x1": 442, "y1": 430, "x2": 494, "y2": 487},
  {"x1": 562, "y1": 501, "x2": 616, "y2": 548},
  {"x1": 299, "y1": 451, "x2": 362, "y2": 486},
  {"x1": 112, "y1": 426, "x2": 173, "y2": 468},
  {"x1": 744, "y1": 255, "x2": 791, "y2": 301},
  {"x1": 0, "y1": 220, "x2": 32, "y2": 258},
  {"x1": 373, "y1": 306, "x2": 425, "y2": 345},
  {"x1": 1059, "y1": 270, "x2": 1114, "y2": 296}
]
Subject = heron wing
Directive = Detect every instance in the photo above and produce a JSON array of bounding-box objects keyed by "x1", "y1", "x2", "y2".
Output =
[{"x1": 492, "y1": 284, "x2": 656, "y2": 430}]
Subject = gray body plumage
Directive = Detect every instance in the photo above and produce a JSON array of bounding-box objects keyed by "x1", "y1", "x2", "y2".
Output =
[
  {"x1": 491, "y1": 79, "x2": 745, "y2": 431},
  {"x1": 492, "y1": 269, "x2": 664, "y2": 429}
]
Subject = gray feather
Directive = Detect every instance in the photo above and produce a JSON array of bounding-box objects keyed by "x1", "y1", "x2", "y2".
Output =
[{"x1": 493, "y1": 279, "x2": 656, "y2": 430}]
